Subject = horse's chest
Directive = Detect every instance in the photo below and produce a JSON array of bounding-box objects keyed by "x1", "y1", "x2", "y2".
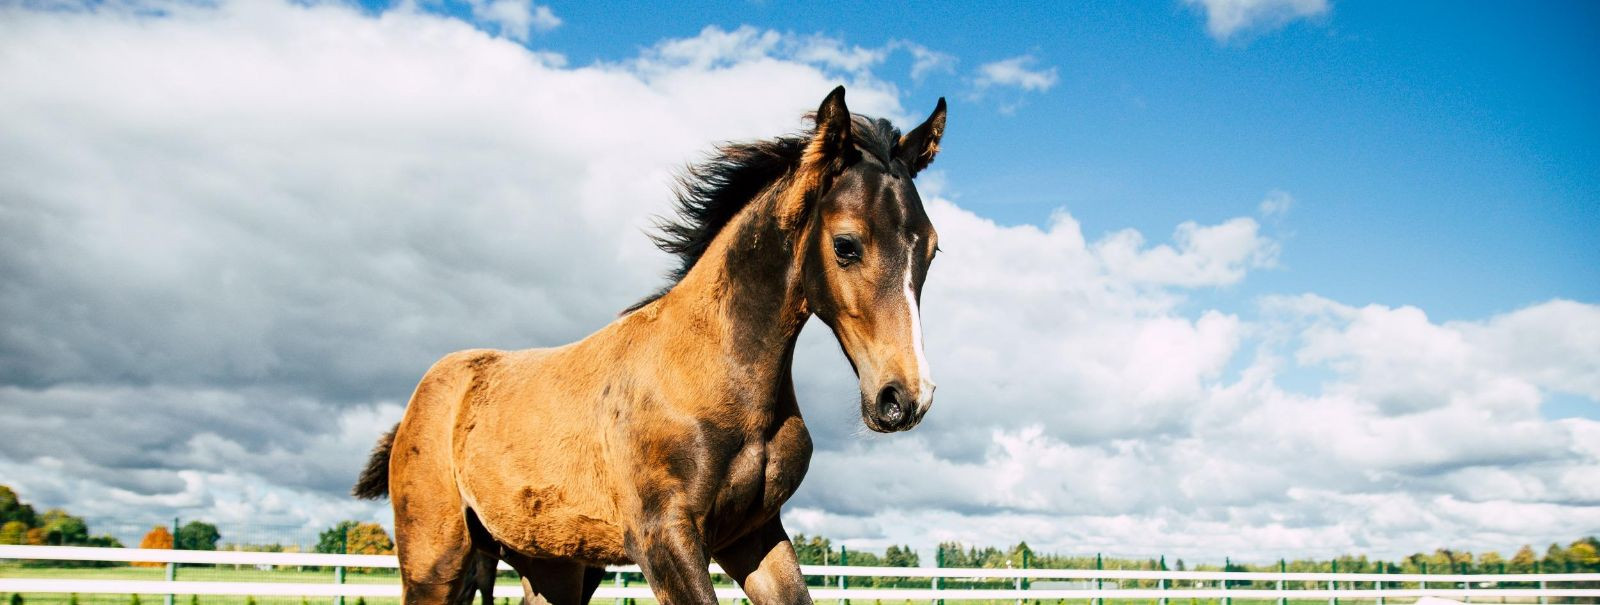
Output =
[{"x1": 710, "y1": 418, "x2": 812, "y2": 531}]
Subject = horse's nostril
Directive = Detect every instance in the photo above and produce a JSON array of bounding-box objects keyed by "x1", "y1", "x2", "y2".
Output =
[{"x1": 877, "y1": 385, "x2": 904, "y2": 422}]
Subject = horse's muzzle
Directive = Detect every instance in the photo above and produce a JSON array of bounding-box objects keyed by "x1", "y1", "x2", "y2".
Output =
[{"x1": 866, "y1": 381, "x2": 926, "y2": 432}]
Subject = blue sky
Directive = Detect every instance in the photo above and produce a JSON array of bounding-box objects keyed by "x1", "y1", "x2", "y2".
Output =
[{"x1": 440, "y1": 0, "x2": 1600, "y2": 322}]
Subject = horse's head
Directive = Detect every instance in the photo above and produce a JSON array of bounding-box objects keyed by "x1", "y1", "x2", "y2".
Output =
[{"x1": 791, "y1": 87, "x2": 946, "y2": 433}]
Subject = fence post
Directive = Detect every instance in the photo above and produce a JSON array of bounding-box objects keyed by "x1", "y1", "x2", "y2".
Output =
[
  {"x1": 1377, "y1": 562, "x2": 1385, "y2": 605},
  {"x1": 614, "y1": 569, "x2": 625, "y2": 605},
  {"x1": 1460, "y1": 561, "x2": 1470, "y2": 604},
  {"x1": 1023, "y1": 548, "x2": 1031, "y2": 590},
  {"x1": 165, "y1": 517, "x2": 178, "y2": 605},
  {"x1": 1420, "y1": 562, "x2": 1428, "y2": 593},
  {"x1": 1496, "y1": 561, "x2": 1505, "y2": 604},
  {"x1": 839, "y1": 545, "x2": 848, "y2": 605},
  {"x1": 1015, "y1": 550, "x2": 1028, "y2": 605},
  {"x1": 1223, "y1": 557, "x2": 1231, "y2": 605},
  {"x1": 1328, "y1": 559, "x2": 1337, "y2": 605},
  {"x1": 334, "y1": 565, "x2": 346, "y2": 604},
  {"x1": 1536, "y1": 561, "x2": 1546, "y2": 605},
  {"x1": 1159, "y1": 555, "x2": 1168, "y2": 605},
  {"x1": 1277, "y1": 559, "x2": 1286, "y2": 605},
  {"x1": 334, "y1": 526, "x2": 348, "y2": 605},
  {"x1": 1095, "y1": 553, "x2": 1103, "y2": 605},
  {"x1": 934, "y1": 545, "x2": 944, "y2": 605}
]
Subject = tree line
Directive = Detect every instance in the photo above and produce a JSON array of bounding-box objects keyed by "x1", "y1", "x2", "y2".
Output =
[
  {"x1": 7, "y1": 483, "x2": 1598, "y2": 578},
  {"x1": 795, "y1": 533, "x2": 1600, "y2": 580},
  {"x1": 0, "y1": 485, "x2": 120, "y2": 550}
]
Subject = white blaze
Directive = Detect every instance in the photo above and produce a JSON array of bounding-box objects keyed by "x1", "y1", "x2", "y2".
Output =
[{"x1": 903, "y1": 239, "x2": 935, "y2": 412}]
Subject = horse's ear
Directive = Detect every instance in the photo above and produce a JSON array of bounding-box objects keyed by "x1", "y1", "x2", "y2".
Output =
[
  {"x1": 807, "y1": 85, "x2": 852, "y2": 164},
  {"x1": 897, "y1": 97, "x2": 947, "y2": 176},
  {"x1": 780, "y1": 85, "x2": 852, "y2": 230}
]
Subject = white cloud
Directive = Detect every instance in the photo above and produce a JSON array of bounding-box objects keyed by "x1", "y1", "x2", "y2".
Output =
[
  {"x1": 1259, "y1": 189, "x2": 1294, "y2": 218},
  {"x1": 454, "y1": 0, "x2": 560, "y2": 41},
  {"x1": 897, "y1": 40, "x2": 957, "y2": 81},
  {"x1": 792, "y1": 34, "x2": 889, "y2": 74},
  {"x1": 1, "y1": 0, "x2": 1596, "y2": 562},
  {"x1": 1186, "y1": 0, "x2": 1329, "y2": 42},
  {"x1": 1095, "y1": 217, "x2": 1279, "y2": 287},
  {"x1": 974, "y1": 54, "x2": 1059, "y2": 92}
]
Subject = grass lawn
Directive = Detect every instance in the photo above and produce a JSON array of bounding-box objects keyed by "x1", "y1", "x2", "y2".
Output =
[{"x1": 0, "y1": 566, "x2": 1549, "y2": 605}]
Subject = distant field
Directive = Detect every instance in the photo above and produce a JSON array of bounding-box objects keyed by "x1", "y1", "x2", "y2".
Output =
[{"x1": 0, "y1": 565, "x2": 1552, "y2": 605}]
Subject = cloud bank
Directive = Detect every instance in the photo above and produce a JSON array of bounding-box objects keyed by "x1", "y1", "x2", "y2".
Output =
[{"x1": 0, "y1": 0, "x2": 1593, "y2": 560}]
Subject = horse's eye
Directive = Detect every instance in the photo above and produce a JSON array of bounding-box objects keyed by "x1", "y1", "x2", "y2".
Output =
[{"x1": 832, "y1": 235, "x2": 862, "y2": 265}]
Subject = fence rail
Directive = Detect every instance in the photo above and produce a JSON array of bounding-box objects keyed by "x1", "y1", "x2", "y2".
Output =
[{"x1": 3, "y1": 545, "x2": 1598, "y2": 601}]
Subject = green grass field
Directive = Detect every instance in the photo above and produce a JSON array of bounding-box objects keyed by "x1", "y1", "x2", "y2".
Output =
[{"x1": 0, "y1": 565, "x2": 1551, "y2": 605}]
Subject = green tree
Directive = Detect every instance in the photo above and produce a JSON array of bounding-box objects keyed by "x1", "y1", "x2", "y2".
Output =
[
  {"x1": 936, "y1": 542, "x2": 968, "y2": 567},
  {"x1": 883, "y1": 545, "x2": 919, "y2": 567},
  {"x1": 176, "y1": 521, "x2": 220, "y2": 551},
  {"x1": 0, "y1": 520, "x2": 27, "y2": 545},
  {"x1": 316, "y1": 520, "x2": 360, "y2": 554},
  {"x1": 1545, "y1": 543, "x2": 1568, "y2": 569},
  {"x1": 1511, "y1": 545, "x2": 1538, "y2": 572},
  {"x1": 1007, "y1": 541, "x2": 1034, "y2": 568},
  {"x1": 0, "y1": 485, "x2": 38, "y2": 527},
  {"x1": 38, "y1": 510, "x2": 89, "y2": 545},
  {"x1": 1478, "y1": 551, "x2": 1504, "y2": 572},
  {"x1": 790, "y1": 534, "x2": 833, "y2": 565},
  {"x1": 1568, "y1": 539, "x2": 1599, "y2": 570}
]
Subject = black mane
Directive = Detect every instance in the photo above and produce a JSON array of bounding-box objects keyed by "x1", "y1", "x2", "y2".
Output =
[{"x1": 625, "y1": 116, "x2": 903, "y2": 313}]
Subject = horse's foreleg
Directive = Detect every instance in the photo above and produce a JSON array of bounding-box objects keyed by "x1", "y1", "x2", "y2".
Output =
[
  {"x1": 712, "y1": 517, "x2": 813, "y2": 605},
  {"x1": 626, "y1": 515, "x2": 719, "y2": 605}
]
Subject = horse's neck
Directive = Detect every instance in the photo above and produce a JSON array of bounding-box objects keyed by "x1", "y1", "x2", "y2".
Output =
[{"x1": 653, "y1": 199, "x2": 809, "y2": 391}]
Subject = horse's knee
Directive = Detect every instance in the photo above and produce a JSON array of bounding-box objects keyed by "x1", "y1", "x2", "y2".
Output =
[{"x1": 741, "y1": 572, "x2": 809, "y2": 605}]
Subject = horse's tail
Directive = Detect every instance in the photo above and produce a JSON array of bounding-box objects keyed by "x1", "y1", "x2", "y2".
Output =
[{"x1": 352, "y1": 423, "x2": 398, "y2": 499}]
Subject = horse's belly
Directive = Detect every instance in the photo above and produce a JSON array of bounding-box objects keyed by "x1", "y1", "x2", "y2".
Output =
[
  {"x1": 456, "y1": 424, "x2": 629, "y2": 563},
  {"x1": 471, "y1": 483, "x2": 630, "y2": 564}
]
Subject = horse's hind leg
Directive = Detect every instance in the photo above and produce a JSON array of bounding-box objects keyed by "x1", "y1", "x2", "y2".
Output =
[
  {"x1": 394, "y1": 513, "x2": 474, "y2": 605},
  {"x1": 579, "y1": 566, "x2": 606, "y2": 604},
  {"x1": 449, "y1": 551, "x2": 502, "y2": 605},
  {"x1": 390, "y1": 432, "x2": 476, "y2": 604},
  {"x1": 392, "y1": 352, "x2": 481, "y2": 604},
  {"x1": 477, "y1": 553, "x2": 501, "y2": 605}
]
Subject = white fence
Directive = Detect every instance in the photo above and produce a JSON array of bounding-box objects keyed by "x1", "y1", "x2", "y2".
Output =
[{"x1": 3, "y1": 545, "x2": 1599, "y2": 602}]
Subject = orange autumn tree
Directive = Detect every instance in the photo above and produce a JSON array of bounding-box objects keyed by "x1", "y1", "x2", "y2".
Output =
[
  {"x1": 345, "y1": 522, "x2": 393, "y2": 555},
  {"x1": 134, "y1": 525, "x2": 173, "y2": 567},
  {"x1": 344, "y1": 522, "x2": 394, "y2": 573}
]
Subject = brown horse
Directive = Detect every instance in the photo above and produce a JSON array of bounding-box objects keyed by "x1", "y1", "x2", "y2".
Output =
[{"x1": 353, "y1": 86, "x2": 946, "y2": 605}]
